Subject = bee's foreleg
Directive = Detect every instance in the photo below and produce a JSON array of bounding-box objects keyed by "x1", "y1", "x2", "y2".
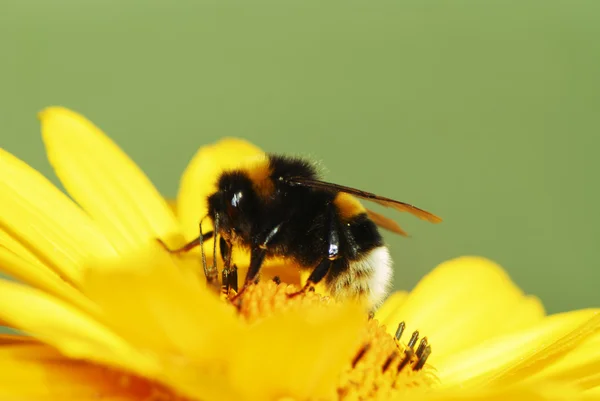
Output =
[
  {"x1": 230, "y1": 247, "x2": 267, "y2": 303},
  {"x1": 219, "y1": 236, "x2": 238, "y2": 293},
  {"x1": 156, "y1": 231, "x2": 214, "y2": 254}
]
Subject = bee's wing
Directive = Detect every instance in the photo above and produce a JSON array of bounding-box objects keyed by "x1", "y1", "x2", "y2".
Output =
[
  {"x1": 365, "y1": 208, "x2": 409, "y2": 236},
  {"x1": 285, "y1": 177, "x2": 442, "y2": 224}
]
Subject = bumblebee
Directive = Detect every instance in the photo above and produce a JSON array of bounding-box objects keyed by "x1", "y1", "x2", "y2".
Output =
[{"x1": 164, "y1": 139, "x2": 441, "y2": 308}]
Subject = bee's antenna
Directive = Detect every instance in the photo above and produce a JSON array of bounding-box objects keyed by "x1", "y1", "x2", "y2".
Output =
[
  {"x1": 211, "y1": 214, "x2": 219, "y2": 275},
  {"x1": 198, "y1": 215, "x2": 210, "y2": 282}
]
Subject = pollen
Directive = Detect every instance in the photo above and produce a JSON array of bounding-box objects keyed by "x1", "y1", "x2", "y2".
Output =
[
  {"x1": 233, "y1": 278, "x2": 334, "y2": 323},
  {"x1": 231, "y1": 280, "x2": 438, "y2": 400}
]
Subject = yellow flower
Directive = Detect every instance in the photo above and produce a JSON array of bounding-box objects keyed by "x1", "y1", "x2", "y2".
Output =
[{"x1": 0, "y1": 107, "x2": 598, "y2": 401}]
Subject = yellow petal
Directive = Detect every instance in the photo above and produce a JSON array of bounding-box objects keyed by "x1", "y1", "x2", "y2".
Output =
[
  {"x1": 374, "y1": 291, "x2": 409, "y2": 326},
  {"x1": 0, "y1": 227, "x2": 50, "y2": 279},
  {"x1": 503, "y1": 294, "x2": 546, "y2": 329},
  {"x1": 39, "y1": 106, "x2": 182, "y2": 252},
  {"x1": 80, "y1": 250, "x2": 351, "y2": 401},
  {"x1": 0, "y1": 278, "x2": 159, "y2": 377},
  {"x1": 0, "y1": 245, "x2": 97, "y2": 315},
  {"x1": 435, "y1": 309, "x2": 600, "y2": 388},
  {"x1": 0, "y1": 227, "x2": 45, "y2": 267},
  {"x1": 385, "y1": 256, "x2": 545, "y2": 363},
  {"x1": 584, "y1": 386, "x2": 600, "y2": 398},
  {"x1": 81, "y1": 246, "x2": 241, "y2": 361},
  {"x1": 176, "y1": 138, "x2": 264, "y2": 241},
  {"x1": 491, "y1": 309, "x2": 600, "y2": 387},
  {"x1": 0, "y1": 343, "x2": 147, "y2": 400},
  {"x1": 0, "y1": 149, "x2": 116, "y2": 285},
  {"x1": 414, "y1": 382, "x2": 596, "y2": 401},
  {"x1": 0, "y1": 344, "x2": 109, "y2": 398},
  {"x1": 530, "y1": 330, "x2": 600, "y2": 390},
  {"x1": 229, "y1": 302, "x2": 365, "y2": 401},
  {"x1": 167, "y1": 198, "x2": 177, "y2": 214},
  {"x1": 516, "y1": 311, "x2": 600, "y2": 389},
  {"x1": 0, "y1": 332, "x2": 35, "y2": 344}
]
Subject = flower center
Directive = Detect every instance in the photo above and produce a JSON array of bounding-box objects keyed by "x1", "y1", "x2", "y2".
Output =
[
  {"x1": 337, "y1": 319, "x2": 437, "y2": 400},
  {"x1": 232, "y1": 280, "x2": 438, "y2": 400}
]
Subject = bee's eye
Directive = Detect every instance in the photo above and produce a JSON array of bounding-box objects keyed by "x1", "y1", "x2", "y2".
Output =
[
  {"x1": 231, "y1": 191, "x2": 243, "y2": 207},
  {"x1": 227, "y1": 191, "x2": 244, "y2": 219}
]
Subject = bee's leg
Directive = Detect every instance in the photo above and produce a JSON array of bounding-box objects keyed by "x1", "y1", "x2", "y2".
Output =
[
  {"x1": 288, "y1": 258, "x2": 333, "y2": 298},
  {"x1": 220, "y1": 237, "x2": 238, "y2": 293},
  {"x1": 229, "y1": 224, "x2": 280, "y2": 303},
  {"x1": 230, "y1": 247, "x2": 266, "y2": 302},
  {"x1": 245, "y1": 246, "x2": 267, "y2": 284},
  {"x1": 289, "y1": 205, "x2": 339, "y2": 298},
  {"x1": 203, "y1": 215, "x2": 221, "y2": 289},
  {"x1": 156, "y1": 231, "x2": 214, "y2": 254}
]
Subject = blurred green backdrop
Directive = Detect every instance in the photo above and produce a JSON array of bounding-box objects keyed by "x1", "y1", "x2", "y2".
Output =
[{"x1": 1, "y1": 0, "x2": 599, "y2": 313}]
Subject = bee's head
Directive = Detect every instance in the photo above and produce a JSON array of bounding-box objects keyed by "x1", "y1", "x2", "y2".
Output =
[{"x1": 208, "y1": 171, "x2": 260, "y2": 242}]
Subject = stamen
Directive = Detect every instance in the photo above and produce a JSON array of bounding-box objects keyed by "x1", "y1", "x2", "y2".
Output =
[
  {"x1": 352, "y1": 344, "x2": 371, "y2": 368},
  {"x1": 336, "y1": 317, "x2": 437, "y2": 399},
  {"x1": 415, "y1": 337, "x2": 428, "y2": 358},
  {"x1": 368, "y1": 311, "x2": 375, "y2": 320},
  {"x1": 414, "y1": 345, "x2": 432, "y2": 371},
  {"x1": 397, "y1": 348, "x2": 414, "y2": 372},
  {"x1": 407, "y1": 330, "x2": 419, "y2": 349},
  {"x1": 231, "y1": 282, "x2": 437, "y2": 399},
  {"x1": 382, "y1": 351, "x2": 398, "y2": 373},
  {"x1": 272, "y1": 276, "x2": 281, "y2": 285},
  {"x1": 394, "y1": 321, "x2": 406, "y2": 341}
]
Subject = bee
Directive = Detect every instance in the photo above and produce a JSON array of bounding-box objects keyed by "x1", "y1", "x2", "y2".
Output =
[{"x1": 162, "y1": 140, "x2": 441, "y2": 308}]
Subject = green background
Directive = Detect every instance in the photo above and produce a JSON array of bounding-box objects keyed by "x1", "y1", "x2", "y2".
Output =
[{"x1": 1, "y1": 0, "x2": 599, "y2": 313}]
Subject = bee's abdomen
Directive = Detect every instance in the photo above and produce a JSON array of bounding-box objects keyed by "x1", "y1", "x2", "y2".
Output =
[
  {"x1": 326, "y1": 213, "x2": 392, "y2": 308},
  {"x1": 345, "y1": 212, "x2": 385, "y2": 257},
  {"x1": 327, "y1": 246, "x2": 393, "y2": 308}
]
